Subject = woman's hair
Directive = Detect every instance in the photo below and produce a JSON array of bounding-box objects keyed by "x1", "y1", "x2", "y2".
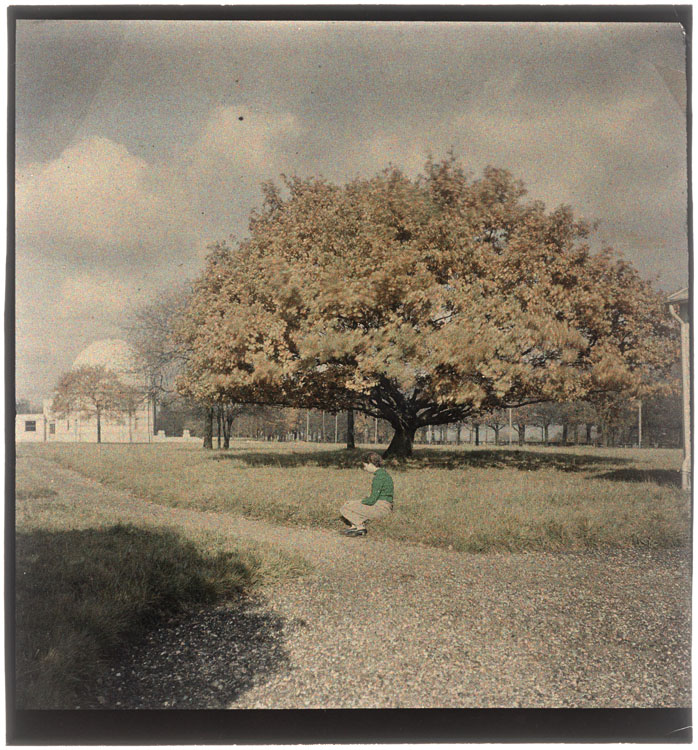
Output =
[{"x1": 363, "y1": 452, "x2": 383, "y2": 468}]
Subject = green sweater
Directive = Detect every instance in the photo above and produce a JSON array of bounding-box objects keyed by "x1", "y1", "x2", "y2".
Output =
[{"x1": 362, "y1": 468, "x2": 394, "y2": 506}]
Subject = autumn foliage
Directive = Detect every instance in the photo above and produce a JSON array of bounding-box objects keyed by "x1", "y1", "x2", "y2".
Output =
[{"x1": 176, "y1": 158, "x2": 678, "y2": 456}]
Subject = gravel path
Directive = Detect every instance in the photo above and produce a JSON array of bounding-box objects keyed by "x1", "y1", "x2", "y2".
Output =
[{"x1": 18, "y1": 452, "x2": 691, "y2": 709}]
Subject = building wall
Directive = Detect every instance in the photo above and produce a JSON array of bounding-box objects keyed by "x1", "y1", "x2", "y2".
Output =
[
  {"x1": 45, "y1": 404, "x2": 154, "y2": 443},
  {"x1": 16, "y1": 398, "x2": 156, "y2": 443},
  {"x1": 15, "y1": 414, "x2": 46, "y2": 442}
]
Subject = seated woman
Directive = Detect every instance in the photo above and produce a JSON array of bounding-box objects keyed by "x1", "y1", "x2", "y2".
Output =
[{"x1": 340, "y1": 452, "x2": 394, "y2": 537}]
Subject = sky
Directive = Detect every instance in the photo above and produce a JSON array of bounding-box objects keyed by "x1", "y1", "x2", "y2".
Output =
[{"x1": 14, "y1": 19, "x2": 689, "y2": 403}]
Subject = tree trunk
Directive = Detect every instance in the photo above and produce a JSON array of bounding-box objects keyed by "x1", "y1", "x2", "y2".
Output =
[
  {"x1": 474, "y1": 424, "x2": 480, "y2": 446},
  {"x1": 517, "y1": 423, "x2": 525, "y2": 446},
  {"x1": 493, "y1": 425, "x2": 500, "y2": 445},
  {"x1": 346, "y1": 409, "x2": 355, "y2": 450},
  {"x1": 586, "y1": 423, "x2": 592, "y2": 444},
  {"x1": 203, "y1": 406, "x2": 213, "y2": 449},
  {"x1": 96, "y1": 408, "x2": 102, "y2": 444},
  {"x1": 223, "y1": 415, "x2": 232, "y2": 449},
  {"x1": 562, "y1": 422, "x2": 568, "y2": 446},
  {"x1": 384, "y1": 423, "x2": 417, "y2": 458},
  {"x1": 544, "y1": 424, "x2": 549, "y2": 445},
  {"x1": 456, "y1": 422, "x2": 462, "y2": 445},
  {"x1": 216, "y1": 409, "x2": 222, "y2": 449}
]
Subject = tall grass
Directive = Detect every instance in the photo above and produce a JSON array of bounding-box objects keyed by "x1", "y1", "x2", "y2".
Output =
[{"x1": 23, "y1": 442, "x2": 691, "y2": 553}]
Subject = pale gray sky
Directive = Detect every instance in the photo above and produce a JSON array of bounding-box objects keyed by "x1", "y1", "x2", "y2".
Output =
[{"x1": 15, "y1": 20, "x2": 689, "y2": 402}]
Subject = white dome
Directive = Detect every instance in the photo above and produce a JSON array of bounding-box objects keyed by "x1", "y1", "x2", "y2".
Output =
[{"x1": 72, "y1": 339, "x2": 142, "y2": 386}]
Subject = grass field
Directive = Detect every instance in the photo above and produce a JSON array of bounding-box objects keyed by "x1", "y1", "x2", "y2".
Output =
[
  {"x1": 21, "y1": 440, "x2": 692, "y2": 553},
  {"x1": 14, "y1": 449, "x2": 309, "y2": 709}
]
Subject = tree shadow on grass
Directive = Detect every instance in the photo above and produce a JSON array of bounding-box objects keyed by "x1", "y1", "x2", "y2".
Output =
[
  {"x1": 212, "y1": 447, "x2": 365, "y2": 469},
  {"x1": 593, "y1": 468, "x2": 682, "y2": 487},
  {"x1": 85, "y1": 595, "x2": 291, "y2": 709},
  {"x1": 211, "y1": 446, "x2": 632, "y2": 472},
  {"x1": 15, "y1": 525, "x2": 291, "y2": 709}
]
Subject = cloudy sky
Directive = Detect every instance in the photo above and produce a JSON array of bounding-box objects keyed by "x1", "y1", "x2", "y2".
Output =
[{"x1": 15, "y1": 19, "x2": 688, "y2": 403}]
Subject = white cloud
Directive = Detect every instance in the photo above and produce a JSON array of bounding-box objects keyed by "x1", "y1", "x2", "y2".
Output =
[{"x1": 16, "y1": 136, "x2": 193, "y2": 257}]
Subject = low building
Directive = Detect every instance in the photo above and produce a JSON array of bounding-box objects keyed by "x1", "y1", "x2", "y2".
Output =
[
  {"x1": 15, "y1": 413, "x2": 47, "y2": 443},
  {"x1": 16, "y1": 338, "x2": 155, "y2": 444}
]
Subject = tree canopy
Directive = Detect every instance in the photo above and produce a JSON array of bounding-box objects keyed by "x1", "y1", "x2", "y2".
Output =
[{"x1": 175, "y1": 157, "x2": 678, "y2": 456}]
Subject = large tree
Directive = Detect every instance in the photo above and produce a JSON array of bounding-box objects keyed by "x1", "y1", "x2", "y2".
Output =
[{"x1": 176, "y1": 158, "x2": 678, "y2": 457}]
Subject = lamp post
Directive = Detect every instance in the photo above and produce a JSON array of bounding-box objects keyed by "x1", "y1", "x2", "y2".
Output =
[{"x1": 667, "y1": 288, "x2": 690, "y2": 490}]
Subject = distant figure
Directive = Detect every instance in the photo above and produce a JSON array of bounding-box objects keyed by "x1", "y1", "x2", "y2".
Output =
[{"x1": 340, "y1": 452, "x2": 394, "y2": 537}]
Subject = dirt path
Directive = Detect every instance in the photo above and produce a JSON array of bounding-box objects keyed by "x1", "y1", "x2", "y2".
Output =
[{"x1": 17, "y1": 452, "x2": 691, "y2": 708}]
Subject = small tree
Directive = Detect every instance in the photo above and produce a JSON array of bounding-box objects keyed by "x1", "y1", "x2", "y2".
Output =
[
  {"x1": 52, "y1": 366, "x2": 139, "y2": 443},
  {"x1": 481, "y1": 409, "x2": 510, "y2": 445}
]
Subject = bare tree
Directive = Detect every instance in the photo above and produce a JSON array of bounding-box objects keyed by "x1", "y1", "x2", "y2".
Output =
[{"x1": 123, "y1": 282, "x2": 192, "y2": 433}]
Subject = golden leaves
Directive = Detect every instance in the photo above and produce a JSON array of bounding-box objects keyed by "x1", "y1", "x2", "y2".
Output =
[{"x1": 175, "y1": 157, "x2": 679, "y2": 424}]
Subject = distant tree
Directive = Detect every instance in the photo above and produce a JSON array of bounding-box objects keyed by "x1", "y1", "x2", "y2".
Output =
[
  {"x1": 481, "y1": 409, "x2": 510, "y2": 445},
  {"x1": 16, "y1": 399, "x2": 31, "y2": 414},
  {"x1": 590, "y1": 394, "x2": 636, "y2": 447},
  {"x1": 52, "y1": 366, "x2": 140, "y2": 443},
  {"x1": 531, "y1": 403, "x2": 564, "y2": 445},
  {"x1": 124, "y1": 283, "x2": 192, "y2": 434},
  {"x1": 155, "y1": 393, "x2": 206, "y2": 437},
  {"x1": 563, "y1": 401, "x2": 599, "y2": 445},
  {"x1": 511, "y1": 403, "x2": 558, "y2": 445},
  {"x1": 510, "y1": 405, "x2": 530, "y2": 446},
  {"x1": 16, "y1": 398, "x2": 44, "y2": 414},
  {"x1": 175, "y1": 157, "x2": 678, "y2": 457},
  {"x1": 642, "y1": 391, "x2": 682, "y2": 447},
  {"x1": 126, "y1": 283, "x2": 249, "y2": 449},
  {"x1": 466, "y1": 419, "x2": 481, "y2": 446}
]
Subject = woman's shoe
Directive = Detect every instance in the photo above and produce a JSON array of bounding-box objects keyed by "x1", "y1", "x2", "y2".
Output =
[{"x1": 345, "y1": 528, "x2": 367, "y2": 537}]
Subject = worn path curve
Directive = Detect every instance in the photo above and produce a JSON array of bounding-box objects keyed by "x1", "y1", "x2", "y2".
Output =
[{"x1": 18, "y1": 452, "x2": 691, "y2": 709}]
